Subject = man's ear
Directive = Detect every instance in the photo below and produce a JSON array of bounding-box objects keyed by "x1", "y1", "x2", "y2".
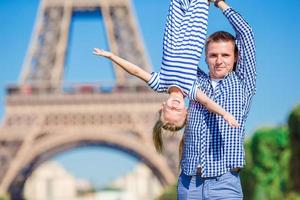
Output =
[
  {"x1": 205, "y1": 57, "x2": 209, "y2": 68},
  {"x1": 232, "y1": 54, "x2": 239, "y2": 71},
  {"x1": 161, "y1": 102, "x2": 165, "y2": 110},
  {"x1": 184, "y1": 107, "x2": 188, "y2": 115},
  {"x1": 235, "y1": 54, "x2": 239, "y2": 63}
]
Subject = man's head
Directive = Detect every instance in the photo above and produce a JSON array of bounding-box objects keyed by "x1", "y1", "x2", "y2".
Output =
[{"x1": 205, "y1": 31, "x2": 238, "y2": 79}]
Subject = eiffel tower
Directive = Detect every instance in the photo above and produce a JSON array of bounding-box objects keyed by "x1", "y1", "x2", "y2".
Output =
[{"x1": 0, "y1": 0, "x2": 181, "y2": 198}]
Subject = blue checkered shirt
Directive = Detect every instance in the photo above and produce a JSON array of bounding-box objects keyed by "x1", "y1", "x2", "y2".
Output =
[{"x1": 181, "y1": 7, "x2": 256, "y2": 177}]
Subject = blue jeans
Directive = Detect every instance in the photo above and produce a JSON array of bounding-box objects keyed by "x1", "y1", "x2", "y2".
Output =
[{"x1": 177, "y1": 171, "x2": 243, "y2": 200}]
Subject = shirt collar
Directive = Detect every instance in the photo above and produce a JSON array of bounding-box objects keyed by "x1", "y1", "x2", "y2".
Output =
[{"x1": 208, "y1": 71, "x2": 233, "y2": 82}]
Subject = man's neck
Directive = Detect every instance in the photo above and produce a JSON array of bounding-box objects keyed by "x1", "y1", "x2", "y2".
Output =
[{"x1": 209, "y1": 72, "x2": 228, "y2": 80}]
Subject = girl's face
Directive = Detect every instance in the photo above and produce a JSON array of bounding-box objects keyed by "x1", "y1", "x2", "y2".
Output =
[{"x1": 161, "y1": 95, "x2": 187, "y2": 127}]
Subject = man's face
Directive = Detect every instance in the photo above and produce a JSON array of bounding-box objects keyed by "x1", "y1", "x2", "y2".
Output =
[{"x1": 206, "y1": 41, "x2": 237, "y2": 79}]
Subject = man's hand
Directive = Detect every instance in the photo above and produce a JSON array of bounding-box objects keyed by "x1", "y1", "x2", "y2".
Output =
[
  {"x1": 93, "y1": 48, "x2": 112, "y2": 58},
  {"x1": 223, "y1": 112, "x2": 240, "y2": 128},
  {"x1": 208, "y1": 0, "x2": 228, "y2": 10}
]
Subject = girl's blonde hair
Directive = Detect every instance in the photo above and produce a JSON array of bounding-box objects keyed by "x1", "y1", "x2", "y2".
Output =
[{"x1": 152, "y1": 110, "x2": 186, "y2": 153}]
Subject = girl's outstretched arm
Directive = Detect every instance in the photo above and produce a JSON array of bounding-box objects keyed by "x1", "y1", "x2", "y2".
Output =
[
  {"x1": 93, "y1": 48, "x2": 151, "y2": 82},
  {"x1": 196, "y1": 89, "x2": 240, "y2": 128}
]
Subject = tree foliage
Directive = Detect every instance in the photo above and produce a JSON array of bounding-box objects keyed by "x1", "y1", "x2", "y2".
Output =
[
  {"x1": 288, "y1": 105, "x2": 300, "y2": 192},
  {"x1": 240, "y1": 139, "x2": 255, "y2": 200},
  {"x1": 250, "y1": 126, "x2": 290, "y2": 200},
  {"x1": 155, "y1": 184, "x2": 177, "y2": 200},
  {"x1": 0, "y1": 194, "x2": 10, "y2": 200}
]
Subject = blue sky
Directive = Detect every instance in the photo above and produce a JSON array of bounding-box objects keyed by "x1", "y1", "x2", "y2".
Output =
[{"x1": 1, "y1": 0, "x2": 300, "y2": 187}]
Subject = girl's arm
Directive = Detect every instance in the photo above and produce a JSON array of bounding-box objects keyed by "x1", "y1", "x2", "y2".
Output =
[
  {"x1": 93, "y1": 48, "x2": 151, "y2": 82},
  {"x1": 196, "y1": 89, "x2": 240, "y2": 128}
]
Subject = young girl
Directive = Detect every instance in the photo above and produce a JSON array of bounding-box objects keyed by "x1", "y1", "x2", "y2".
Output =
[{"x1": 93, "y1": 0, "x2": 239, "y2": 152}]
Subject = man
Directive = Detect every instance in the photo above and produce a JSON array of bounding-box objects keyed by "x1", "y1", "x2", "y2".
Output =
[{"x1": 178, "y1": 0, "x2": 256, "y2": 199}]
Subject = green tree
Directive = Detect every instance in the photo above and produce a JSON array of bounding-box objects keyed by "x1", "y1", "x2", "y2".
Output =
[
  {"x1": 0, "y1": 194, "x2": 10, "y2": 200},
  {"x1": 288, "y1": 104, "x2": 300, "y2": 193},
  {"x1": 155, "y1": 184, "x2": 177, "y2": 200},
  {"x1": 241, "y1": 138, "x2": 255, "y2": 200},
  {"x1": 250, "y1": 126, "x2": 290, "y2": 200}
]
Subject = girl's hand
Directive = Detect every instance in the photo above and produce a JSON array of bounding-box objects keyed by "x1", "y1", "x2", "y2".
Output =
[
  {"x1": 224, "y1": 113, "x2": 240, "y2": 128},
  {"x1": 93, "y1": 48, "x2": 112, "y2": 58}
]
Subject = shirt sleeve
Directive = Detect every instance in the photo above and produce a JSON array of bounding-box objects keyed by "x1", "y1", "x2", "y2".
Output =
[
  {"x1": 147, "y1": 72, "x2": 162, "y2": 92},
  {"x1": 188, "y1": 79, "x2": 199, "y2": 101},
  {"x1": 223, "y1": 8, "x2": 257, "y2": 95}
]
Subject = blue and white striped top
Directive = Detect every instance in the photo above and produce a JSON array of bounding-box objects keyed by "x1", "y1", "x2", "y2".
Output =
[
  {"x1": 147, "y1": 0, "x2": 209, "y2": 100},
  {"x1": 181, "y1": 7, "x2": 256, "y2": 177}
]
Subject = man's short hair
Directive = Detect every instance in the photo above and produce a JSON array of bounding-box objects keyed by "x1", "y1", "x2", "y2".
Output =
[{"x1": 205, "y1": 31, "x2": 238, "y2": 71}]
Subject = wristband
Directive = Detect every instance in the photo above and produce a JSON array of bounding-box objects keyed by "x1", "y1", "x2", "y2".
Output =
[{"x1": 214, "y1": 0, "x2": 225, "y2": 8}]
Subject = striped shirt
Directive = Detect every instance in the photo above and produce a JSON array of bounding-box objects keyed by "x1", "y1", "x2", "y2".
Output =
[
  {"x1": 181, "y1": 7, "x2": 256, "y2": 177},
  {"x1": 147, "y1": 0, "x2": 209, "y2": 100}
]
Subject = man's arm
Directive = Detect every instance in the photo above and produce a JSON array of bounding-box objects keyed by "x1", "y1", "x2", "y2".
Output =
[
  {"x1": 93, "y1": 48, "x2": 151, "y2": 83},
  {"x1": 216, "y1": 1, "x2": 257, "y2": 95}
]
